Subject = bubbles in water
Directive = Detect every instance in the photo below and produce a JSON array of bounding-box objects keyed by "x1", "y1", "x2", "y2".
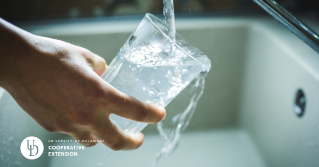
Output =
[
  {"x1": 150, "y1": 80, "x2": 155, "y2": 85},
  {"x1": 129, "y1": 35, "x2": 136, "y2": 43},
  {"x1": 182, "y1": 69, "x2": 188, "y2": 74},
  {"x1": 158, "y1": 101, "x2": 165, "y2": 107},
  {"x1": 129, "y1": 44, "x2": 195, "y2": 66},
  {"x1": 174, "y1": 67, "x2": 180, "y2": 74},
  {"x1": 3, "y1": 140, "x2": 6, "y2": 145},
  {"x1": 98, "y1": 163, "x2": 102, "y2": 167},
  {"x1": 8, "y1": 151, "x2": 11, "y2": 155}
]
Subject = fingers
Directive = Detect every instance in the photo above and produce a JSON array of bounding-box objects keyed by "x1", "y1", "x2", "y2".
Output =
[
  {"x1": 78, "y1": 48, "x2": 107, "y2": 76},
  {"x1": 104, "y1": 89, "x2": 166, "y2": 124},
  {"x1": 91, "y1": 114, "x2": 144, "y2": 150},
  {"x1": 70, "y1": 130, "x2": 99, "y2": 147},
  {"x1": 91, "y1": 54, "x2": 107, "y2": 76}
]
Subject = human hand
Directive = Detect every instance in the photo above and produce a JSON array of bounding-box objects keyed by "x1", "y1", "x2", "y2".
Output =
[{"x1": 0, "y1": 18, "x2": 166, "y2": 150}]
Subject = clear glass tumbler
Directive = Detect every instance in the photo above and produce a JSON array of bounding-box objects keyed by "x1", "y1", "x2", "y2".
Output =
[{"x1": 101, "y1": 13, "x2": 211, "y2": 134}]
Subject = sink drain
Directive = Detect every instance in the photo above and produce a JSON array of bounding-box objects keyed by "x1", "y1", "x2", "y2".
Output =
[{"x1": 294, "y1": 89, "x2": 306, "y2": 117}]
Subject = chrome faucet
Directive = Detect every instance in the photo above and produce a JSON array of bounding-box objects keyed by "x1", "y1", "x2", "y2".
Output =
[{"x1": 254, "y1": 0, "x2": 319, "y2": 54}]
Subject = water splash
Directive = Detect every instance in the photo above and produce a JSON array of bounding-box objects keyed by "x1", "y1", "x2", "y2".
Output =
[
  {"x1": 151, "y1": 1, "x2": 209, "y2": 166},
  {"x1": 151, "y1": 74, "x2": 207, "y2": 167}
]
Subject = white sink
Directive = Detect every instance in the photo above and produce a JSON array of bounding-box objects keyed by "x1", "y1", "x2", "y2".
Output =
[{"x1": 1, "y1": 16, "x2": 319, "y2": 167}]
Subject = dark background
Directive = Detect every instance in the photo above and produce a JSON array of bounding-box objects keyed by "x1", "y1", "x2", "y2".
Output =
[{"x1": 0, "y1": 0, "x2": 319, "y2": 22}]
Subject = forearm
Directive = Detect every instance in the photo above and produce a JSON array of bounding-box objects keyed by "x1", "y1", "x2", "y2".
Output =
[{"x1": 0, "y1": 18, "x2": 37, "y2": 88}]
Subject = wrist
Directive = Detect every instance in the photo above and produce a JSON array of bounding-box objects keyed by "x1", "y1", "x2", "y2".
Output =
[{"x1": 0, "y1": 18, "x2": 38, "y2": 89}]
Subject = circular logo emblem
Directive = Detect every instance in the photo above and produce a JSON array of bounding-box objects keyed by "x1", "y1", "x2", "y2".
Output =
[{"x1": 20, "y1": 136, "x2": 44, "y2": 160}]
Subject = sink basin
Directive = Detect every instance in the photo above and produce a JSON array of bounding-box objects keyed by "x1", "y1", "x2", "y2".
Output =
[{"x1": 1, "y1": 16, "x2": 319, "y2": 167}]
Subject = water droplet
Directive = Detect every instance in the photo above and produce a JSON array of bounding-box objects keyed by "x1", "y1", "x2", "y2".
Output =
[
  {"x1": 154, "y1": 67, "x2": 157, "y2": 70},
  {"x1": 150, "y1": 80, "x2": 155, "y2": 85},
  {"x1": 158, "y1": 81, "x2": 161, "y2": 84},
  {"x1": 98, "y1": 163, "x2": 102, "y2": 167},
  {"x1": 137, "y1": 65, "x2": 140, "y2": 68},
  {"x1": 143, "y1": 87, "x2": 146, "y2": 91},
  {"x1": 182, "y1": 69, "x2": 188, "y2": 74},
  {"x1": 159, "y1": 101, "x2": 165, "y2": 107},
  {"x1": 155, "y1": 60, "x2": 161, "y2": 65}
]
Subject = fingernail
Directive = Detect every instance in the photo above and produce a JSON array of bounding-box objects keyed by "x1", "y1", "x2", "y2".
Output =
[
  {"x1": 161, "y1": 112, "x2": 166, "y2": 121},
  {"x1": 157, "y1": 106, "x2": 166, "y2": 113},
  {"x1": 157, "y1": 107, "x2": 166, "y2": 120},
  {"x1": 128, "y1": 132, "x2": 144, "y2": 140},
  {"x1": 134, "y1": 133, "x2": 144, "y2": 140}
]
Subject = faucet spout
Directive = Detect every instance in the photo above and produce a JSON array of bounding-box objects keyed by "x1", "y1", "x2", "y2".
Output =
[{"x1": 254, "y1": 0, "x2": 319, "y2": 54}]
